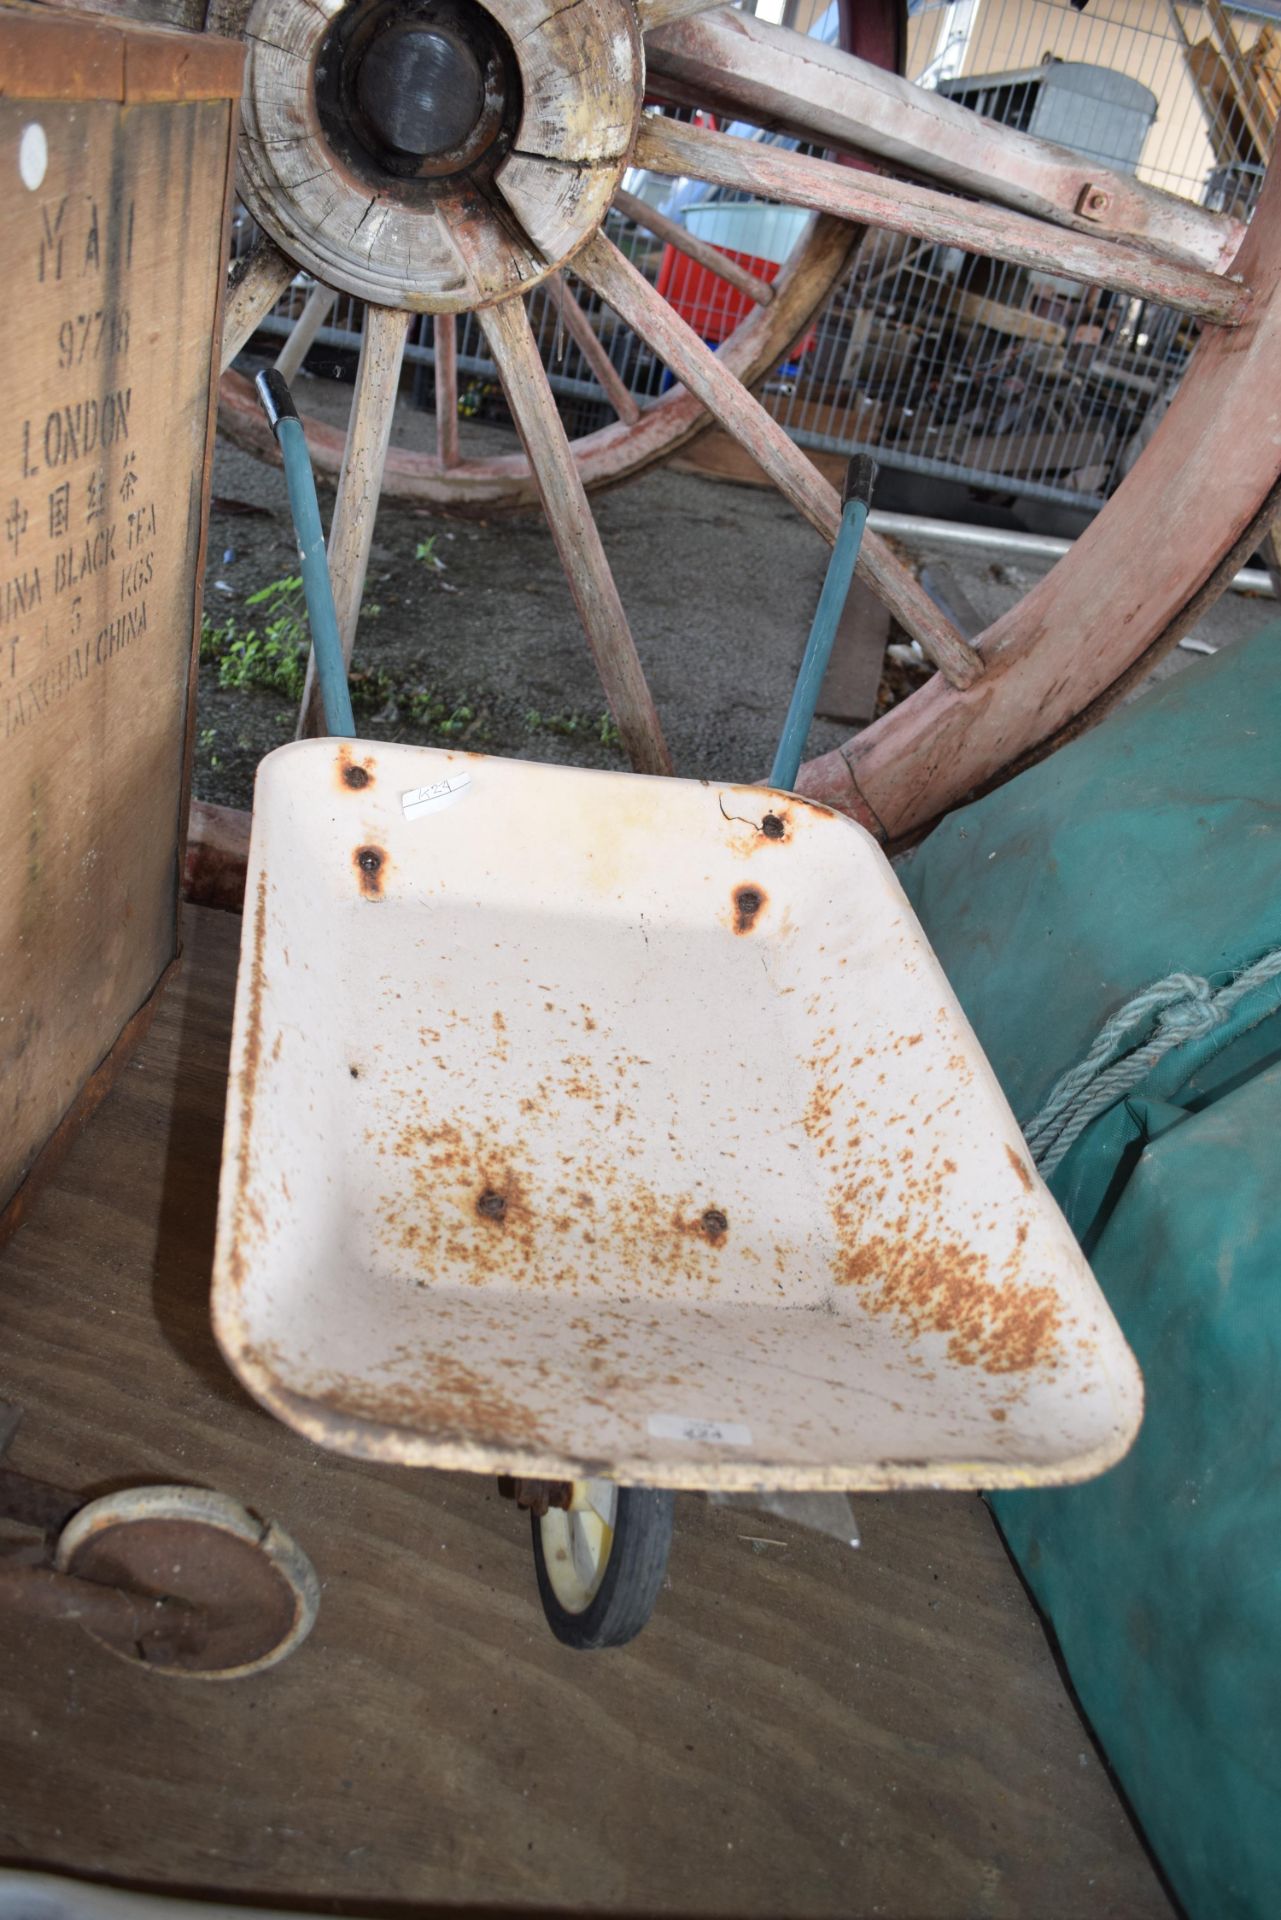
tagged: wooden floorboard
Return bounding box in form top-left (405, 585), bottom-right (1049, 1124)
top-left (0, 907), bottom-right (1171, 1918)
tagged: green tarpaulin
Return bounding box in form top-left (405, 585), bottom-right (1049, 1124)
top-left (900, 625), bottom-right (1281, 1920)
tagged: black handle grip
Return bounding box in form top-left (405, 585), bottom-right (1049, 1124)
top-left (255, 367), bottom-right (300, 436)
top-left (842, 453), bottom-right (877, 510)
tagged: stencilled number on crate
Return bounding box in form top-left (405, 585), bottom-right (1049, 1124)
top-left (57, 308), bottom-right (131, 371)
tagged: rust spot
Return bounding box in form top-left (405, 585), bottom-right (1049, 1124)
top-left (349, 1065), bottom-right (360, 1080)
top-left (354, 844), bottom-right (386, 898)
top-left (668, 1202), bottom-right (730, 1256)
top-left (297, 1352), bottom-right (553, 1451)
top-left (228, 872), bottom-right (269, 1293)
top-left (337, 747), bottom-right (374, 790)
top-left (501, 1476), bottom-right (572, 1517)
top-left (990, 1408), bottom-right (1008, 1422)
top-left (477, 1187), bottom-right (508, 1223)
top-left (388, 1119), bottom-right (748, 1300)
top-left (700, 1207), bottom-right (729, 1245)
top-left (761, 812), bottom-right (787, 841)
top-left (733, 884), bottom-right (765, 934)
top-left (1005, 1145), bottom-right (1034, 1192)
top-left (834, 1231), bottom-right (1062, 1376)
top-left (785, 791), bottom-right (837, 825)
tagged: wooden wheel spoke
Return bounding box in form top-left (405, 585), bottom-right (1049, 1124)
top-left (434, 313), bottom-right (461, 470)
top-left (644, 9), bottom-right (1245, 273)
top-left (221, 236), bottom-right (295, 375)
top-left (576, 233), bottom-right (981, 690)
top-left (635, 118), bottom-right (1250, 326)
top-left (636, 0), bottom-right (728, 30)
top-left (274, 281), bottom-right (337, 385)
top-left (478, 296), bottom-right (673, 775)
top-left (612, 185), bottom-right (774, 309)
top-left (542, 273), bottom-right (641, 425)
top-left (217, 210), bottom-right (856, 512)
top-left (297, 306), bottom-right (412, 738)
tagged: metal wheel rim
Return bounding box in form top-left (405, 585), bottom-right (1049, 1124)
top-left (55, 1484), bottom-right (320, 1681)
top-left (539, 1480), bottom-right (618, 1613)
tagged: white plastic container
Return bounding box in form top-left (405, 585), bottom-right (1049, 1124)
top-left (684, 199), bottom-right (811, 266)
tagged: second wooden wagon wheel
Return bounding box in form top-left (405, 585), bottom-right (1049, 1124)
top-left (198, 0), bottom-right (1281, 830)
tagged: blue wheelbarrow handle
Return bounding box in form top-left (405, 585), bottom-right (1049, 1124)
top-left (255, 367), bottom-right (357, 740)
top-left (769, 454), bottom-right (877, 794)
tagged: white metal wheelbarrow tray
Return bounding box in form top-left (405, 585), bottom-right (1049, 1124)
top-left (212, 738), bottom-right (1142, 1493)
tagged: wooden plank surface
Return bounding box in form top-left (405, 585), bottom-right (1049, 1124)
top-left (0, 8), bottom-right (242, 103)
top-left (0, 906), bottom-right (1172, 1917)
top-left (0, 57), bottom-right (234, 1219)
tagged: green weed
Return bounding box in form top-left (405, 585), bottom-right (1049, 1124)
top-left (524, 708), bottom-right (621, 748)
top-left (200, 575), bottom-right (308, 701)
top-left (405, 686), bottom-right (475, 735)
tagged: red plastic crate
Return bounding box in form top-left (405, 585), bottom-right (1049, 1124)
top-left (656, 243), bottom-right (816, 353)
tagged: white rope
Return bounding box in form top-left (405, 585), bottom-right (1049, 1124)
top-left (1024, 947), bottom-right (1281, 1177)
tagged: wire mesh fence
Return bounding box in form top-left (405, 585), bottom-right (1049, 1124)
top-left (233, 0), bottom-right (1277, 509)
top-left (766, 0), bottom-right (1277, 508)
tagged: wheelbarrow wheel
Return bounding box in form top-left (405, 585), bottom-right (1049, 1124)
top-left (532, 1481), bottom-right (673, 1651)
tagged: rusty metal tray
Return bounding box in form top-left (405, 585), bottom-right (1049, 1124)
top-left (212, 739), bottom-right (1142, 1493)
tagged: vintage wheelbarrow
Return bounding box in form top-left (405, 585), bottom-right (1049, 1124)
top-left (210, 376), bottom-right (1141, 1649)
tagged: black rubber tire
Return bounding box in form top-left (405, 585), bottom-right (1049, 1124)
top-left (531, 1486), bottom-right (675, 1651)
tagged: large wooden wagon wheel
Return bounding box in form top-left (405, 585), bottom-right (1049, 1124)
top-left (89, 0), bottom-right (1281, 841)
top-left (216, 0), bottom-right (897, 518)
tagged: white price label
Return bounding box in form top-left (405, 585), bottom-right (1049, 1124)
top-left (648, 1413), bottom-right (752, 1447)
top-left (401, 772), bottom-right (471, 820)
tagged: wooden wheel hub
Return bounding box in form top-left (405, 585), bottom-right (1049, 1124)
top-left (351, 21), bottom-right (489, 159)
top-left (239, 0), bottom-right (642, 311)
top-left (317, 0), bottom-right (516, 181)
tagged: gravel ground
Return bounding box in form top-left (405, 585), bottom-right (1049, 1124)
top-left (195, 360), bottom-right (1278, 810)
